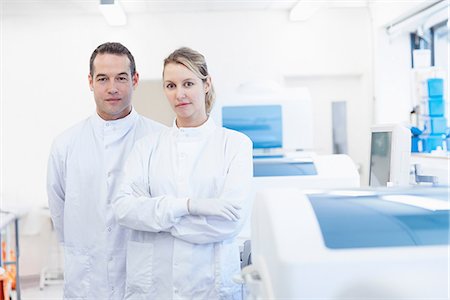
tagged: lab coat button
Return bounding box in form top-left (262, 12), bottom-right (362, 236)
top-left (107, 227), bottom-right (112, 232)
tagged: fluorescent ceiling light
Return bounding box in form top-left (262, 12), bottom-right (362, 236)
top-left (329, 0), bottom-right (367, 8)
top-left (289, 0), bottom-right (368, 22)
top-left (289, 1), bottom-right (325, 21)
top-left (99, 0), bottom-right (127, 26)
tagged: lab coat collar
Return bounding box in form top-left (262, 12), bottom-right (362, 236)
top-left (172, 117), bottom-right (216, 140)
top-left (91, 108), bottom-right (138, 134)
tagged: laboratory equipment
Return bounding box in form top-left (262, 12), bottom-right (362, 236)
top-left (217, 86), bottom-right (359, 187)
top-left (216, 85), bottom-right (361, 243)
top-left (237, 153), bottom-right (360, 242)
top-left (222, 104), bottom-right (283, 151)
top-left (253, 153), bottom-right (359, 188)
top-left (369, 124), bottom-right (411, 187)
top-left (215, 86), bottom-right (314, 154)
top-left (242, 186), bottom-right (449, 299)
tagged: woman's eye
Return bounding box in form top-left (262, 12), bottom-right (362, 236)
top-left (184, 82), bottom-right (194, 87)
top-left (166, 83), bottom-right (175, 89)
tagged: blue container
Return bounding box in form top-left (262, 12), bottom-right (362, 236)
top-left (411, 136), bottom-right (421, 152)
top-left (428, 97), bottom-right (445, 116)
top-left (424, 116), bottom-right (448, 134)
top-left (427, 78), bottom-right (444, 97)
top-left (421, 134), bottom-right (445, 152)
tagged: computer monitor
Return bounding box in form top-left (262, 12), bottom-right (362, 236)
top-left (369, 124), bottom-right (411, 187)
top-left (222, 105), bottom-right (282, 149)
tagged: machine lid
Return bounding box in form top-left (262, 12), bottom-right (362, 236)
top-left (253, 161), bottom-right (317, 177)
top-left (308, 187), bottom-right (449, 249)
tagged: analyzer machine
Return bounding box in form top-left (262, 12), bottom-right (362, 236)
top-left (241, 186), bottom-right (449, 299)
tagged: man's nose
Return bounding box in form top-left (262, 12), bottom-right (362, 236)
top-left (108, 81), bottom-right (119, 94)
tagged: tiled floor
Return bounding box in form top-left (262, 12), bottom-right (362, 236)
top-left (20, 281), bottom-right (63, 300)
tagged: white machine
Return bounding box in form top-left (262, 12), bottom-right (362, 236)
top-left (241, 186), bottom-right (449, 299)
top-left (214, 85), bottom-right (314, 153)
top-left (369, 124), bottom-right (411, 187)
top-left (253, 152), bottom-right (360, 190)
top-left (237, 152), bottom-right (360, 241)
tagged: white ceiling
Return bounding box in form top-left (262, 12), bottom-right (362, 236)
top-left (2, 0), bottom-right (298, 16)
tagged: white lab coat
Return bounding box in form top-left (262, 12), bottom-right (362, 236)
top-left (47, 109), bottom-right (165, 300)
top-left (113, 118), bottom-right (253, 300)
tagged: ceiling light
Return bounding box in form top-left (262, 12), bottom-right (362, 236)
top-left (289, 1), bottom-right (326, 22)
top-left (99, 0), bottom-right (127, 26)
top-left (289, 0), bottom-right (369, 22)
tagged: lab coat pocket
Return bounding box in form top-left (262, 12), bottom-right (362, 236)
top-left (63, 246), bottom-right (91, 298)
top-left (125, 241), bottom-right (154, 295)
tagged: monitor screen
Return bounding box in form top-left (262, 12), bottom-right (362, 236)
top-left (369, 131), bottom-right (392, 186)
top-left (222, 105), bottom-right (282, 149)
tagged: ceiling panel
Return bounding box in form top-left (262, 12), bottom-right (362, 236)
top-left (2, 0), bottom-right (298, 16)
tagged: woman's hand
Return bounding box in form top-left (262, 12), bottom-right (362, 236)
top-left (188, 198), bottom-right (241, 221)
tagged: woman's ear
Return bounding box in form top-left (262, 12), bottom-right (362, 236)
top-left (204, 76), bottom-right (211, 93)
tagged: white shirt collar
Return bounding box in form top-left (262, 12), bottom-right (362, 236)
top-left (91, 108), bottom-right (138, 134)
top-left (171, 117), bottom-right (216, 140)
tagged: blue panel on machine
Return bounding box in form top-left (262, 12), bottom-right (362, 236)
top-left (222, 105), bottom-right (283, 149)
top-left (308, 189), bottom-right (449, 249)
top-left (253, 161), bottom-right (318, 177)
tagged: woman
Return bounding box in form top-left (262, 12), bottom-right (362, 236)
top-left (113, 47), bottom-right (253, 299)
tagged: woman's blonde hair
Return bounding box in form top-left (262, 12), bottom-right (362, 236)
top-left (163, 47), bottom-right (216, 114)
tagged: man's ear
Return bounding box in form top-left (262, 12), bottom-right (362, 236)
top-left (132, 72), bottom-right (140, 89)
top-left (88, 74), bottom-right (94, 91)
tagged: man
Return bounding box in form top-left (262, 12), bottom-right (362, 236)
top-left (47, 42), bottom-right (164, 300)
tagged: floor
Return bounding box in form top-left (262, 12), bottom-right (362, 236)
top-left (19, 278), bottom-right (63, 300)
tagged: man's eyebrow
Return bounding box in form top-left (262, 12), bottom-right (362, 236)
top-left (95, 73), bottom-right (107, 79)
top-left (95, 72), bottom-right (129, 79)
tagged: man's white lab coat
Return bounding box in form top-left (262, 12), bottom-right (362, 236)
top-left (47, 109), bottom-right (164, 300)
top-left (113, 118), bottom-right (253, 300)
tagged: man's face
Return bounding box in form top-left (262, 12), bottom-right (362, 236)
top-left (88, 53), bottom-right (138, 120)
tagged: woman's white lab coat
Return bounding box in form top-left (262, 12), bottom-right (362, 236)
top-left (113, 118), bottom-right (253, 300)
top-left (47, 110), bottom-right (164, 300)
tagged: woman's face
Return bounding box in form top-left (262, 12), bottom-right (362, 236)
top-left (163, 62), bottom-right (210, 127)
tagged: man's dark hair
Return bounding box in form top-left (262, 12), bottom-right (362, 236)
top-left (89, 42), bottom-right (136, 76)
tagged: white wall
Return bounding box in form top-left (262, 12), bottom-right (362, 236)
top-left (4, 4), bottom-right (421, 276)
top-left (373, 28), bottom-right (413, 124)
